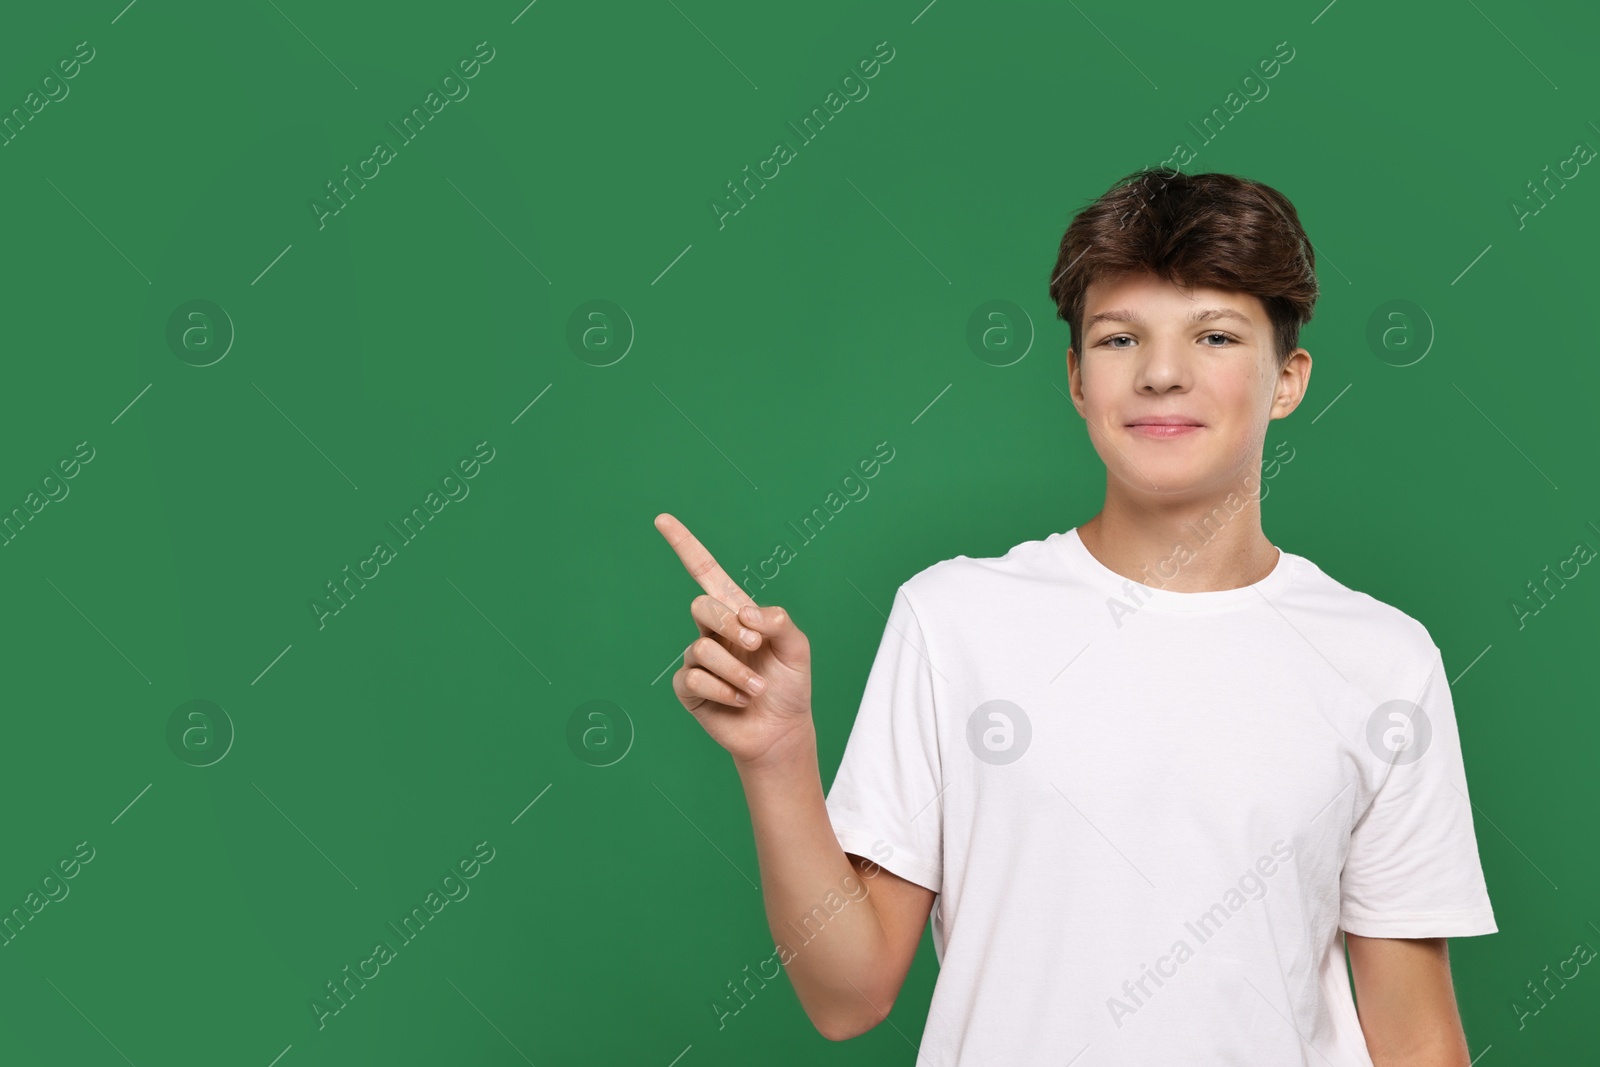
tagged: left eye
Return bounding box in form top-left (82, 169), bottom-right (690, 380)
top-left (1203, 333), bottom-right (1234, 346)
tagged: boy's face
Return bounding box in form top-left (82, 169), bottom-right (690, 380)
top-left (1067, 271), bottom-right (1310, 502)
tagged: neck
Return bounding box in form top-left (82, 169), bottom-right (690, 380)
top-left (1077, 489), bottom-right (1277, 595)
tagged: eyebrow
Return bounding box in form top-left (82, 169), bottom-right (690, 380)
top-left (1085, 307), bottom-right (1255, 329)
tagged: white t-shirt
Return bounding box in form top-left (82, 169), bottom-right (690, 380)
top-left (824, 526), bottom-right (1497, 1065)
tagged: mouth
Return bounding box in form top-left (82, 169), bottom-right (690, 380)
top-left (1125, 417), bottom-right (1204, 439)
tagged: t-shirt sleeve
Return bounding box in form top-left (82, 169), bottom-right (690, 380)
top-left (823, 583), bottom-right (944, 894)
top-left (1339, 645), bottom-right (1498, 938)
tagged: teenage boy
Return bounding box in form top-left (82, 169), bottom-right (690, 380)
top-left (655, 168), bottom-right (1496, 1065)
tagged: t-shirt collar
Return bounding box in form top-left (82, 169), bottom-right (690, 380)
top-left (1058, 526), bottom-right (1298, 613)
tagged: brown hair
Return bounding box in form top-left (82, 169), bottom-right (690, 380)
top-left (1047, 168), bottom-right (1319, 366)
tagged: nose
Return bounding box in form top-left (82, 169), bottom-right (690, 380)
top-left (1133, 336), bottom-right (1191, 394)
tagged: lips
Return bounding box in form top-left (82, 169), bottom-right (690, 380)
top-left (1126, 416), bottom-right (1203, 427)
top-left (1126, 416), bottom-right (1204, 440)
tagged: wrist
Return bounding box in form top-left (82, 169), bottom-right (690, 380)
top-left (733, 719), bottom-right (820, 781)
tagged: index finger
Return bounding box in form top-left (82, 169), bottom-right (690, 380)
top-left (653, 512), bottom-right (757, 612)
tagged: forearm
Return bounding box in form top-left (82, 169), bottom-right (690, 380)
top-left (1348, 933), bottom-right (1472, 1067)
top-left (1365, 1041), bottom-right (1469, 1067)
top-left (735, 725), bottom-right (894, 1039)
top-left (1362, 1019), bottom-right (1470, 1067)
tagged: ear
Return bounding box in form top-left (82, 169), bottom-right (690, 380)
top-left (1065, 347), bottom-right (1086, 417)
top-left (1269, 348), bottom-right (1312, 420)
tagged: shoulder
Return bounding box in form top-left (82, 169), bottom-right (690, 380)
top-left (1285, 551), bottom-right (1442, 682)
top-left (895, 531), bottom-right (1067, 618)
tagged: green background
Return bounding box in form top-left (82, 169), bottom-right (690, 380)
top-left (1, 0), bottom-right (1595, 1063)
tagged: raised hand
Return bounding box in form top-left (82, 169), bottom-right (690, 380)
top-left (654, 513), bottom-right (814, 768)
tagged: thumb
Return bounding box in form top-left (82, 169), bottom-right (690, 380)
top-left (738, 603), bottom-right (809, 667)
